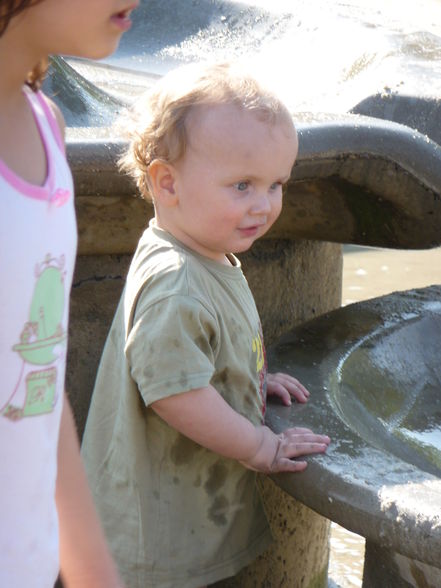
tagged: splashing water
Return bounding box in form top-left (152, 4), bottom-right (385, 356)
top-left (91, 0), bottom-right (441, 115)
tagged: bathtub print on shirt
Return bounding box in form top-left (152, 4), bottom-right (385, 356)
top-left (3, 254), bottom-right (67, 421)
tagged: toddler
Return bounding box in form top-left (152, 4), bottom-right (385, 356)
top-left (82, 62), bottom-right (330, 588)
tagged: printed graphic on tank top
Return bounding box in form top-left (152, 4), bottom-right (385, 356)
top-left (3, 253), bottom-right (68, 421)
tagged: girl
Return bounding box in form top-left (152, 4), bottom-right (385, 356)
top-left (0, 1), bottom-right (137, 586)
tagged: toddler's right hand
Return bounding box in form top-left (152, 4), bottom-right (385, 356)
top-left (241, 425), bottom-right (330, 474)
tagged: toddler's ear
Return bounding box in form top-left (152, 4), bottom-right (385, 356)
top-left (148, 160), bottom-right (177, 206)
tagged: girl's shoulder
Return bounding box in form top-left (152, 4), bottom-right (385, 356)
top-left (36, 91), bottom-right (66, 147)
top-left (42, 94), bottom-right (66, 140)
top-left (25, 88), bottom-right (66, 150)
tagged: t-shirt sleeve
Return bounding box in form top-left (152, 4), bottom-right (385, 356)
top-left (125, 293), bottom-right (219, 406)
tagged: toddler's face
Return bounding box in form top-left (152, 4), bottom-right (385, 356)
top-left (168, 103), bottom-right (298, 263)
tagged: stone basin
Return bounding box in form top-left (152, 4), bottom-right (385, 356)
top-left (266, 285), bottom-right (441, 586)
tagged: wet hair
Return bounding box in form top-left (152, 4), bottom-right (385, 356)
top-left (118, 61), bottom-right (294, 201)
top-left (0, 0), bottom-right (48, 90)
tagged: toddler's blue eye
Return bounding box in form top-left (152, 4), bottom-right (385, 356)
top-left (270, 182), bottom-right (282, 191)
top-left (236, 181), bottom-right (249, 192)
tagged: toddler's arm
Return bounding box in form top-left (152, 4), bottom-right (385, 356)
top-left (151, 385), bottom-right (330, 474)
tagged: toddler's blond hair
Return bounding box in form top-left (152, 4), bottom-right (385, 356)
top-left (119, 61), bottom-right (293, 201)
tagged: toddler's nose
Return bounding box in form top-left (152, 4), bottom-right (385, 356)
top-left (251, 192), bottom-right (271, 215)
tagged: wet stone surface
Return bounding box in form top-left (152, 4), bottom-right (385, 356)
top-left (266, 285), bottom-right (441, 571)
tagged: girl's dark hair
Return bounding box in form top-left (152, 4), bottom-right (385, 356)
top-left (1, 0), bottom-right (47, 91)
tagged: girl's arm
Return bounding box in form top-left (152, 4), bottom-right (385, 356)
top-left (48, 100), bottom-right (123, 586)
top-left (151, 385), bottom-right (330, 473)
top-left (56, 393), bottom-right (124, 588)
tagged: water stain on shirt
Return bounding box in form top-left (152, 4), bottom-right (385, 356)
top-left (218, 367), bottom-right (230, 386)
top-left (143, 365), bottom-right (155, 379)
top-left (208, 494), bottom-right (229, 526)
top-left (195, 334), bottom-right (211, 355)
top-left (244, 394), bottom-right (254, 407)
top-left (170, 434), bottom-right (198, 465)
top-left (204, 461), bottom-right (228, 495)
top-left (179, 371), bottom-right (189, 389)
top-left (248, 381), bottom-right (256, 395)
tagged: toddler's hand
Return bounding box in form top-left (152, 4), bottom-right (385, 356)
top-left (267, 372), bottom-right (310, 405)
top-left (241, 425), bottom-right (330, 474)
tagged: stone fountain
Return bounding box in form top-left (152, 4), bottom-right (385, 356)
top-left (47, 3), bottom-right (441, 586)
top-left (267, 287), bottom-right (441, 587)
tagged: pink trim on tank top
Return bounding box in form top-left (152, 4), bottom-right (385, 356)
top-left (35, 91), bottom-right (65, 154)
top-left (0, 89), bottom-right (63, 202)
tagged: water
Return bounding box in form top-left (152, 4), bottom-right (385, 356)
top-left (329, 522), bottom-right (365, 588)
top-left (95, 0), bottom-right (441, 116)
top-left (343, 246), bottom-right (441, 306)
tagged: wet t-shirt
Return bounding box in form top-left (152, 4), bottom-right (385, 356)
top-left (82, 221), bottom-right (272, 588)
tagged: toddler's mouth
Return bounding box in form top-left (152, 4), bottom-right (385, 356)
top-left (238, 225), bottom-right (262, 237)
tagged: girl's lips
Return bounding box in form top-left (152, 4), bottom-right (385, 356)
top-left (111, 5), bottom-right (138, 31)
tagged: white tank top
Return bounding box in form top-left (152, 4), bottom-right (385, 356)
top-left (0, 88), bottom-right (77, 587)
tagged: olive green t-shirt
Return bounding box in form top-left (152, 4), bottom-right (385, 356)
top-left (82, 222), bottom-right (272, 588)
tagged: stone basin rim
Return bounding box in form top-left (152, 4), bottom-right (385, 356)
top-left (266, 285), bottom-right (441, 568)
top-left (67, 114), bottom-right (441, 192)
top-left (68, 114), bottom-right (441, 252)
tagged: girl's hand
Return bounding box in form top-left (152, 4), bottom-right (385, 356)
top-left (241, 425), bottom-right (330, 474)
top-left (267, 372), bottom-right (310, 406)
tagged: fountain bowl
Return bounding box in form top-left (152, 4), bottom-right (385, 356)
top-left (266, 285), bottom-right (441, 586)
